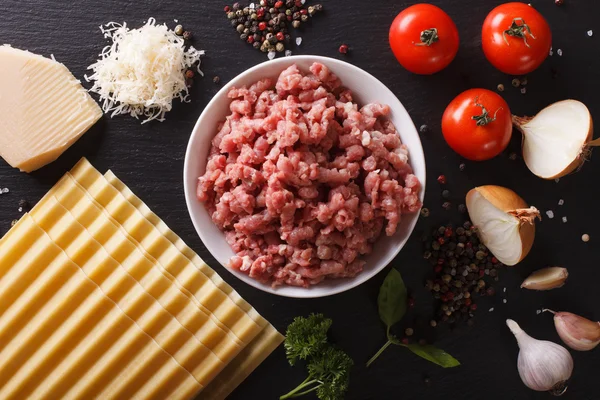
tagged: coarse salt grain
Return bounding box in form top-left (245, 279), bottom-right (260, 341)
top-left (562, 216), bottom-right (567, 223)
top-left (18, 207), bottom-right (22, 213)
top-left (557, 49), bottom-right (563, 56)
top-left (503, 299), bottom-right (507, 304)
top-left (521, 87), bottom-right (527, 94)
top-left (296, 37), bottom-right (303, 46)
top-left (536, 309), bottom-right (542, 315)
top-left (558, 199), bottom-right (564, 206)
top-left (549, 46), bottom-right (553, 56)
top-left (503, 287), bottom-right (507, 293)
top-left (267, 51), bottom-right (276, 60)
top-left (285, 50), bottom-right (292, 57)
top-left (2, 188), bottom-right (8, 194)
top-left (555, 178), bottom-right (560, 183)
top-left (546, 210), bottom-right (554, 219)
top-left (588, 30), bottom-right (593, 37)
top-left (489, 308), bottom-right (495, 312)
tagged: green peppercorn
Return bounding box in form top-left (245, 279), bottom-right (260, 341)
top-left (236, 24), bottom-right (245, 33)
top-left (227, 11), bottom-right (235, 19)
top-left (433, 283), bottom-right (440, 292)
top-left (174, 25), bottom-right (184, 35)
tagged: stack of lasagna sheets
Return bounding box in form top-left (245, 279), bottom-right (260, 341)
top-left (0, 158), bottom-right (283, 400)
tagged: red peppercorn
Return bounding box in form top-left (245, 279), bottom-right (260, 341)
top-left (276, 32), bottom-right (284, 41)
top-left (437, 175), bottom-right (446, 184)
top-left (446, 292), bottom-right (454, 300)
top-left (224, 5), bottom-right (231, 12)
top-left (300, 8), bottom-right (308, 15)
top-left (295, 0), bottom-right (303, 6)
top-left (437, 237), bottom-right (445, 245)
top-left (434, 265), bottom-right (443, 273)
top-left (437, 258), bottom-right (444, 265)
top-left (555, 0), bottom-right (564, 5)
top-left (287, 15), bottom-right (293, 21)
top-left (339, 44), bottom-right (349, 54)
top-left (444, 227), bottom-right (453, 238)
top-left (257, 8), bottom-right (265, 17)
top-left (466, 242), bottom-right (472, 249)
top-left (258, 22), bottom-right (267, 31)
top-left (464, 298), bottom-right (472, 306)
top-left (440, 294), bottom-right (447, 302)
top-left (479, 270), bottom-right (485, 277)
top-left (247, 36), bottom-right (255, 44)
top-left (402, 338), bottom-right (409, 345)
top-left (408, 297), bottom-right (415, 308)
top-left (470, 304), bottom-right (478, 311)
top-left (491, 257), bottom-right (498, 264)
top-left (275, 0), bottom-right (284, 8)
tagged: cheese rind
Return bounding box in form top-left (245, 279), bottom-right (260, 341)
top-left (30, 196), bottom-right (226, 387)
top-left (0, 46), bottom-right (102, 172)
top-left (0, 215), bottom-right (200, 400)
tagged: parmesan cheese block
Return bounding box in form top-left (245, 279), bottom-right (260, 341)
top-left (0, 215), bottom-right (200, 400)
top-left (30, 196), bottom-right (226, 387)
top-left (68, 160), bottom-right (263, 343)
top-left (0, 46), bottom-right (102, 172)
top-left (32, 177), bottom-right (245, 364)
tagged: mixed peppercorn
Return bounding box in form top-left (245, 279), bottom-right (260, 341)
top-left (224, 1), bottom-right (323, 54)
top-left (423, 222), bottom-right (504, 326)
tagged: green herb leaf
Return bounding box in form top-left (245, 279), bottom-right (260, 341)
top-left (405, 344), bottom-right (461, 368)
top-left (377, 268), bottom-right (407, 328)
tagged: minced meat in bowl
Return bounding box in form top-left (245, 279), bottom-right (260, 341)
top-left (189, 58), bottom-right (424, 294)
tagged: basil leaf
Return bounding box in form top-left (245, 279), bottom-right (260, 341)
top-left (377, 268), bottom-right (407, 328)
top-left (406, 344), bottom-right (461, 368)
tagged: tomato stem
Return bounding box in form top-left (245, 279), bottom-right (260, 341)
top-left (503, 18), bottom-right (536, 48)
top-left (472, 97), bottom-right (501, 126)
top-left (415, 28), bottom-right (439, 46)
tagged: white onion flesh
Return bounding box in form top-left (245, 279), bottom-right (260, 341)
top-left (516, 100), bottom-right (593, 179)
top-left (467, 190), bottom-right (523, 265)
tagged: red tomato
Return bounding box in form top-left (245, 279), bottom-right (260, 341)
top-left (482, 2), bottom-right (551, 75)
top-left (389, 4), bottom-right (459, 75)
top-left (442, 89), bottom-right (512, 161)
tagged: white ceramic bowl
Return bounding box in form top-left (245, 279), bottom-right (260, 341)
top-left (184, 55), bottom-right (426, 298)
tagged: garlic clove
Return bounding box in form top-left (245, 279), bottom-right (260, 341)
top-left (521, 267), bottom-right (568, 290)
top-left (466, 186), bottom-right (539, 266)
top-left (514, 100), bottom-right (594, 180)
top-left (507, 319), bottom-right (574, 394)
top-left (545, 310), bottom-right (600, 351)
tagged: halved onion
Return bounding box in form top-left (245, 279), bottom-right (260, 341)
top-left (466, 186), bottom-right (540, 266)
top-left (513, 100), bottom-right (596, 180)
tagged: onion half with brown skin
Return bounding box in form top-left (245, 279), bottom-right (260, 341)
top-left (513, 100), bottom-right (597, 180)
top-left (466, 186), bottom-right (540, 266)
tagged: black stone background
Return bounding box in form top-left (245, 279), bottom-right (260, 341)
top-left (1, 0), bottom-right (599, 399)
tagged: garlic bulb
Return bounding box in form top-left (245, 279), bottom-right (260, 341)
top-left (545, 310), bottom-right (600, 351)
top-left (506, 319), bottom-right (573, 395)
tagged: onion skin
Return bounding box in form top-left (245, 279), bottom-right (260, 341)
top-left (513, 100), bottom-right (595, 180)
top-left (467, 186), bottom-right (537, 265)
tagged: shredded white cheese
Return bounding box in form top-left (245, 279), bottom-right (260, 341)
top-left (85, 18), bottom-right (204, 124)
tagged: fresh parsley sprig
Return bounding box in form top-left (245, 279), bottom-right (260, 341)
top-left (281, 314), bottom-right (353, 400)
top-left (366, 269), bottom-right (461, 369)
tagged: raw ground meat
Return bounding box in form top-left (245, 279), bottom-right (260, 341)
top-left (197, 62), bottom-right (422, 288)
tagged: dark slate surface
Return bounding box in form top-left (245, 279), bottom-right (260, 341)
top-left (1, 0), bottom-right (599, 399)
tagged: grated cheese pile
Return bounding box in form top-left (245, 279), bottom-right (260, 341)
top-left (86, 18), bottom-right (204, 124)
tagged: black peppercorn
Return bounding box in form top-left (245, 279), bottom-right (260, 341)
top-left (212, 76), bottom-right (220, 84)
top-left (240, 33), bottom-right (248, 40)
top-left (183, 31), bottom-right (193, 40)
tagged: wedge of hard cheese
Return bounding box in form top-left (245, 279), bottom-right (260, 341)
top-left (0, 46), bottom-right (102, 172)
